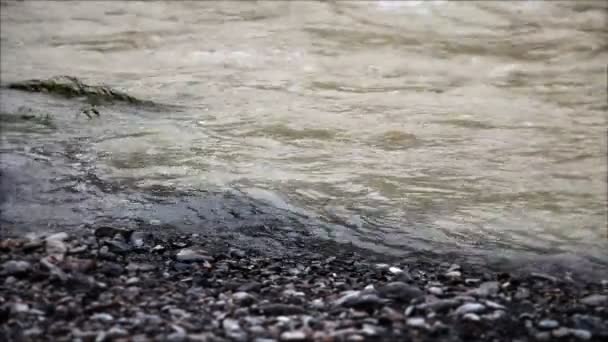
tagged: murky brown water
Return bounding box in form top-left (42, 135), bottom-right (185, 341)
top-left (1, 1), bottom-right (607, 265)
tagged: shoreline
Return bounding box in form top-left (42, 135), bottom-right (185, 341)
top-left (1, 226), bottom-right (606, 341)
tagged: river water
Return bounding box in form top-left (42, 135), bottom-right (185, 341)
top-left (1, 1), bottom-right (607, 270)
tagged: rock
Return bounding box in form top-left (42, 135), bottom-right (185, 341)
top-left (39, 256), bottom-right (68, 281)
top-left (223, 318), bottom-right (247, 341)
top-left (428, 287), bottom-right (443, 296)
top-left (336, 292), bottom-right (387, 310)
top-left (45, 234), bottom-right (68, 256)
top-left (538, 319), bottom-right (559, 329)
top-left (406, 317), bottom-right (428, 329)
top-left (232, 292), bottom-right (256, 306)
top-left (467, 281), bottom-right (499, 297)
top-left (570, 329), bottom-right (592, 340)
top-left (580, 294), bottom-right (607, 307)
top-left (377, 282), bottom-right (424, 302)
top-left (91, 313), bottom-right (114, 322)
top-left (129, 231), bottom-right (146, 248)
top-left (280, 330), bottom-right (307, 341)
top-left (514, 287), bottom-right (530, 300)
top-left (126, 262), bottom-right (156, 272)
top-left (46, 232), bottom-right (69, 242)
top-left (417, 299), bottom-right (460, 312)
top-left (167, 325), bottom-right (187, 342)
top-left (462, 313), bottom-right (480, 321)
top-left (175, 249), bottom-right (212, 262)
top-left (105, 239), bottom-right (131, 254)
top-left (94, 226), bottom-right (133, 239)
top-left (552, 327), bottom-right (570, 338)
top-left (259, 304), bottom-right (306, 316)
top-left (1, 260), bottom-right (32, 275)
top-left (388, 266), bottom-right (403, 275)
top-left (484, 300), bottom-right (505, 310)
top-left (535, 332), bottom-right (551, 341)
top-left (445, 271), bottom-right (461, 279)
top-left (454, 303), bottom-right (486, 315)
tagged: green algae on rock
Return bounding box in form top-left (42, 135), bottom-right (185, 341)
top-left (5, 75), bottom-right (149, 106)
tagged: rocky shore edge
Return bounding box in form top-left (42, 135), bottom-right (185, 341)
top-left (1, 226), bottom-right (606, 342)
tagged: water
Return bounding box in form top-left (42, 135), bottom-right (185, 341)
top-left (1, 1), bottom-right (606, 269)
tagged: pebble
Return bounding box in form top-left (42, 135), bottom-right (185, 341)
top-left (260, 303), bottom-right (306, 316)
top-left (280, 330), bottom-right (307, 341)
top-left (468, 281), bottom-right (499, 297)
top-left (579, 294), bottom-right (607, 307)
top-left (538, 319), bottom-right (559, 329)
top-left (445, 271), bottom-right (462, 279)
top-left (454, 303), bottom-right (486, 315)
top-left (232, 291), bottom-right (256, 306)
top-left (570, 329), bottom-right (592, 340)
top-left (91, 313), bottom-right (114, 322)
top-left (175, 248), bottom-right (212, 262)
top-left (223, 318), bottom-right (247, 341)
top-left (1, 260), bottom-right (32, 275)
top-left (552, 327), bottom-right (570, 338)
top-left (377, 282), bottom-right (423, 301)
top-left (388, 266), bottom-right (403, 274)
top-left (462, 313), bottom-right (481, 321)
top-left (428, 286), bottom-right (443, 296)
top-left (406, 317), bottom-right (428, 329)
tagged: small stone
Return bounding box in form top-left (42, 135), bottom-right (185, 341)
top-left (406, 317), bottom-right (428, 329)
top-left (152, 245), bottom-right (165, 251)
top-left (454, 303), bottom-right (486, 315)
top-left (483, 310), bottom-right (506, 321)
top-left (377, 282), bottom-right (424, 302)
top-left (91, 313), bottom-right (114, 322)
top-left (514, 287), bottom-right (530, 300)
top-left (176, 248), bottom-right (212, 262)
top-left (129, 231), bottom-right (146, 247)
top-left (538, 319), bottom-right (559, 329)
top-left (94, 226), bottom-right (133, 239)
top-left (1, 260), bottom-right (32, 275)
top-left (126, 262), bottom-right (156, 272)
top-left (150, 219), bottom-right (161, 225)
top-left (260, 304), bottom-right (306, 316)
top-left (45, 238), bottom-right (67, 256)
top-left (280, 330), bottom-right (307, 341)
top-left (46, 232), bottom-right (69, 241)
top-left (167, 325), bottom-right (187, 342)
top-left (462, 313), bottom-right (480, 321)
top-left (552, 327), bottom-right (570, 338)
top-left (570, 329), bottom-right (592, 340)
top-left (11, 302), bottom-right (29, 313)
top-left (105, 240), bottom-right (131, 254)
top-left (535, 332), bottom-right (551, 341)
top-left (445, 271), bottom-right (461, 279)
top-left (107, 326), bottom-right (128, 338)
top-left (484, 300), bottom-right (505, 310)
top-left (580, 294), bottom-right (607, 307)
top-left (417, 298), bottom-right (460, 312)
top-left (223, 318), bottom-right (246, 341)
top-left (388, 266), bottom-right (403, 274)
top-left (428, 287), bottom-right (443, 296)
top-left (233, 292), bottom-right (256, 306)
top-left (468, 281), bottom-right (499, 297)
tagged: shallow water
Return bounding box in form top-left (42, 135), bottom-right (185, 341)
top-left (1, 1), bottom-right (607, 268)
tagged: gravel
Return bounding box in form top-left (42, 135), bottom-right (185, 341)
top-left (0, 228), bottom-right (606, 341)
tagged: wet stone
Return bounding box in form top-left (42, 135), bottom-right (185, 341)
top-left (538, 319), bottom-right (559, 329)
top-left (579, 294), bottom-right (607, 307)
top-left (1, 260), bottom-right (32, 275)
top-left (377, 282), bottom-right (424, 302)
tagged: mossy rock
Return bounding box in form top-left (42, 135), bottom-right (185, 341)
top-left (6, 75), bottom-right (146, 105)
